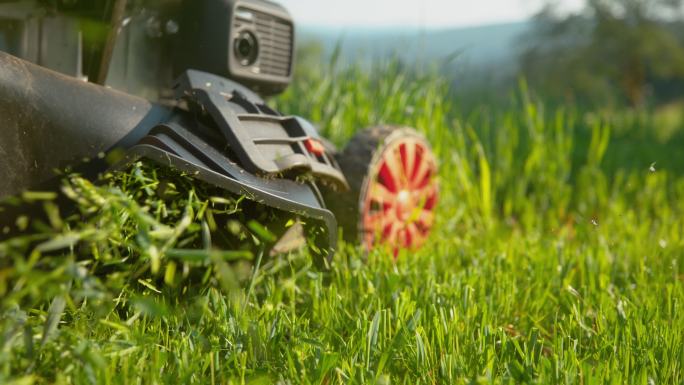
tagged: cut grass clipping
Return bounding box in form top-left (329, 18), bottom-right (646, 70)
top-left (1, 61), bottom-right (684, 384)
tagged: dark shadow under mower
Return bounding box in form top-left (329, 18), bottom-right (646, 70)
top-left (0, 0), bottom-right (439, 260)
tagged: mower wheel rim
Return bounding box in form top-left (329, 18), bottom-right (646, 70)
top-left (360, 132), bottom-right (438, 256)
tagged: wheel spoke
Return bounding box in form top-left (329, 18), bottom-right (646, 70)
top-left (380, 148), bottom-right (405, 191)
top-left (407, 222), bottom-right (426, 247)
top-left (417, 209), bottom-right (435, 229)
top-left (382, 221), bottom-right (401, 243)
top-left (368, 181), bottom-right (397, 206)
top-left (363, 211), bottom-right (383, 230)
top-left (411, 155), bottom-right (433, 190)
top-left (400, 141), bottom-right (417, 178)
top-left (413, 183), bottom-right (438, 210)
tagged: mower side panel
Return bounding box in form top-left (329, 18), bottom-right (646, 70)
top-left (0, 51), bottom-right (169, 196)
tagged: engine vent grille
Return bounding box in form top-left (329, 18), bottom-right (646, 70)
top-left (234, 7), bottom-right (293, 78)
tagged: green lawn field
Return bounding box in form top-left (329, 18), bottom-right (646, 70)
top-left (1, 62), bottom-right (683, 384)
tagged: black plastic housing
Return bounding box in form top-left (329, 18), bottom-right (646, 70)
top-left (0, 51), bottom-right (338, 259)
top-left (0, 0), bottom-right (294, 98)
top-left (175, 0), bottom-right (295, 96)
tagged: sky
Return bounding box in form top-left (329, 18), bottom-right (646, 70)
top-left (278, 0), bottom-right (586, 29)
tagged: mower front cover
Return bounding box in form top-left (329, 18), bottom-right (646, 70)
top-left (0, 51), bottom-right (343, 258)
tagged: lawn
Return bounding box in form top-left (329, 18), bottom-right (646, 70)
top-left (0, 61), bottom-right (682, 384)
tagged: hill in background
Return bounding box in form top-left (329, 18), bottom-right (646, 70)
top-left (296, 22), bottom-right (531, 81)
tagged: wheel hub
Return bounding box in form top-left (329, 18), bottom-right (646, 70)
top-left (395, 190), bottom-right (412, 221)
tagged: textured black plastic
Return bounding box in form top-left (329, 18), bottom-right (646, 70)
top-left (0, 51), bottom-right (170, 197)
top-left (175, 0), bottom-right (294, 96)
top-left (0, 0), bottom-right (293, 98)
top-left (0, 53), bottom-right (338, 258)
top-left (176, 70), bottom-right (349, 190)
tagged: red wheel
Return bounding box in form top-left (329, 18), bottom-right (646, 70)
top-left (325, 126), bottom-right (439, 257)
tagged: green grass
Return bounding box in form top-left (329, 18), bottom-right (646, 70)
top-left (1, 61), bottom-right (683, 384)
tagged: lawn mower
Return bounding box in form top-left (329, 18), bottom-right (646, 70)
top-left (0, 0), bottom-right (439, 259)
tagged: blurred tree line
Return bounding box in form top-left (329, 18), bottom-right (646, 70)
top-left (520, 0), bottom-right (684, 108)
